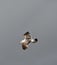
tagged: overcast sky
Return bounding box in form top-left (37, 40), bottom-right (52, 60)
top-left (0, 0), bottom-right (57, 65)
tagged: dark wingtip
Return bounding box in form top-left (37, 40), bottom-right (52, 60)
top-left (24, 32), bottom-right (30, 35)
top-left (22, 44), bottom-right (28, 50)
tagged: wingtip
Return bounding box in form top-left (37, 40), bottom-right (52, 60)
top-left (24, 32), bottom-right (30, 35)
top-left (22, 44), bottom-right (28, 50)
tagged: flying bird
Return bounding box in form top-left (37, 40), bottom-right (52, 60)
top-left (20, 32), bottom-right (38, 50)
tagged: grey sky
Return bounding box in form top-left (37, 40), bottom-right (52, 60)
top-left (0, 0), bottom-right (57, 65)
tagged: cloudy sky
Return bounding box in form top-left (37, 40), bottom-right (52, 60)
top-left (0, 0), bottom-right (57, 65)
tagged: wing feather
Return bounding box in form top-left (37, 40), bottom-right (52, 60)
top-left (22, 42), bottom-right (28, 50)
top-left (24, 32), bottom-right (31, 39)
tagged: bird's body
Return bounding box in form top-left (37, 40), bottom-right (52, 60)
top-left (20, 32), bottom-right (38, 50)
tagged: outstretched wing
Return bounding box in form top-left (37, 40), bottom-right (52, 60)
top-left (24, 32), bottom-right (30, 35)
top-left (22, 42), bottom-right (29, 50)
top-left (23, 32), bottom-right (31, 39)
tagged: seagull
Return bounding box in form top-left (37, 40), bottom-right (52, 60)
top-left (20, 32), bottom-right (38, 50)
